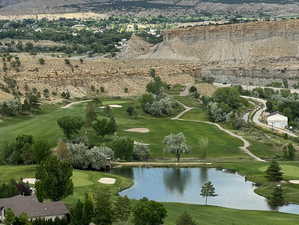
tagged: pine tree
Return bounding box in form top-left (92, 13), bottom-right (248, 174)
top-left (93, 190), bottom-right (113, 225)
top-left (82, 193), bottom-right (94, 225)
top-left (35, 156), bottom-right (73, 201)
top-left (70, 200), bottom-right (84, 225)
top-left (268, 186), bottom-right (285, 208)
top-left (113, 196), bottom-right (131, 222)
top-left (200, 181), bottom-right (217, 205)
top-left (265, 160), bottom-right (283, 182)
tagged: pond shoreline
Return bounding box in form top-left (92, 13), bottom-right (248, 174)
top-left (113, 161), bottom-right (216, 168)
top-left (112, 167), bottom-right (299, 215)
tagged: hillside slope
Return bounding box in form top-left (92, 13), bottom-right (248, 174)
top-left (143, 19), bottom-right (299, 64)
top-left (1, 0), bottom-right (299, 17)
top-left (135, 19), bottom-right (299, 86)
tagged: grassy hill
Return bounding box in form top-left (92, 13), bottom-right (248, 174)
top-left (0, 98), bottom-right (247, 161)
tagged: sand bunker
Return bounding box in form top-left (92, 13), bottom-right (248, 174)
top-left (99, 104), bottom-right (123, 109)
top-left (289, 180), bottom-right (299, 184)
top-left (125, 128), bottom-right (150, 133)
top-left (98, 178), bottom-right (116, 184)
top-left (22, 178), bottom-right (38, 184)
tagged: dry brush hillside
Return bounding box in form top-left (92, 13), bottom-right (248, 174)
top-left (0, 54), bottom-right (198, 99)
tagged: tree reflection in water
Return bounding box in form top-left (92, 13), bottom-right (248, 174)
top-left (199, 167), bottom-right (208, 183)
top-left (163, 168), bottom-right (191, 194)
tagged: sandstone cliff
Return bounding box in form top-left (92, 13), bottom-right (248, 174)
top-left (143, 19), bottom-right (299, 65)
top-left (135, 19), bottom-right (299, 85)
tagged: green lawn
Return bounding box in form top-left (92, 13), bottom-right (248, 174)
top-left (0, 98), bottom-right (247, 161)
top-left (181, 108), bottom-right (209, 121)
top-left (2, 165), bottom-right (299, 225)
top-left (164, 203), bottom-right (299, 225)
top-left (217, 162), bottom-right (299, 204)
top-left (0, 165), bottom-right (132, 206)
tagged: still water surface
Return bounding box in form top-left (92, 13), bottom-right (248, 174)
top-left (111, 167), bottom-right (299, 214)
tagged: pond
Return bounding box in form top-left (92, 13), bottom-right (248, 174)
top-left (111, 167), bottom-right (299, 214)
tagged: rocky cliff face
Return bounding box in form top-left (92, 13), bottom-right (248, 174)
top-left (145, 20), bottom-right (299, 64)
top-left (140, 19), bottom-right (299, 85)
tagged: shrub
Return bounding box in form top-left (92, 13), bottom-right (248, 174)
top-left (111, 136), bottom-right (134, 161)
top-left (38, 58), bottom-right (45, 65)
top-left (133, 198), bottom-right (167, 225)
top-left (133, 144), bottom-right (150, 161)
top-left (141, 94), bottom-right (182, 117)
top-left (68, 143), bottom-right (113, 170)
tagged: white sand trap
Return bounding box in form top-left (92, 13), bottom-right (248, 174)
top-left (134, 141), bottom-right (150, 146)
top-left (22, 178), bottom-right (38, 184)
top-left (98, 178), bottom-right (116, 184)
top-left (125, 128), bottom-right (150, 133)
top-left (289, 180), bottom-right (299, 184)
top-left (99, 104), bottom-right (123, 109)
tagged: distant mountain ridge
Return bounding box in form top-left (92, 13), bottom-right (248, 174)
top-left (1, 0), bottom-right (299, 17)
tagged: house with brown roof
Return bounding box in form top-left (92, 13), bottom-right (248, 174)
top-left (0, 195), bottom-right (69, 222)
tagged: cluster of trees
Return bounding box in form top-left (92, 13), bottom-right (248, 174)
top-left (67, 142), bottom-right (114, 170)
top-left (1, 135), bottom-right (51, 165)
top-left (204, 87), bottom-right (248, 123)
top-left (0, 91), bottom-right (41, 117)
top-left (0, 179), bottom-right (31, 198)
top-left (141, 93), bottom-right (182, 117)
top-left (0, 19), bottom-right (131, 55)
top-left (140, 75), bottom-right (182, 117)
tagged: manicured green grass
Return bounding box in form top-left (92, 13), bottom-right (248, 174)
top-left (164, 203), bottom-right (299, 225)
top-left (0, 165), bottom-right (132, 206)
top-left (248, 140), bottom-right (279, 160)
top-left (181, 108), bottom-right (209, 121)
top-left (173, 96), bottom-right (201, 107)
top-left (217, 162), bottom-right (299, 204)
top-left (2, 165), bottom-right (299, 225)
top-left (118, 118), bottom-right (245, 160)
top-left (0, 98), bottom-right (247, 161)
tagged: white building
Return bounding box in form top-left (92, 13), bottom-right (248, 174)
top-left (267, 113), bottom-right (288, 129)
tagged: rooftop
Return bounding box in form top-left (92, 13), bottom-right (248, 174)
top-left (0, 195), bottom-right (69, 218)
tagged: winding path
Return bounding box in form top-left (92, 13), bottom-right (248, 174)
top-left (61, 100), bottom-right (92, 109)
top-left (173, 88), bottom-right (265, 162)
top-left (241, 96), bottom-right (297, 137)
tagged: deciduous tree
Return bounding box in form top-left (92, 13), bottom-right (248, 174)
top-left (163, 133), bottom-right (190, 162)
top-left (133, 198), bottom-right (167, 225)
top-left (57, 116), bottom-right (84, 139)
